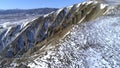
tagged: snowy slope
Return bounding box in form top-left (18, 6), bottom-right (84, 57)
top-left (27, 1), bottom-right (120, 68)
top-left (28, 15), bottom-right (120, 68)
top-left (89, 0), bottom-right (120, 5)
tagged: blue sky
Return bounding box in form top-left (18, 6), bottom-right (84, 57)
top-left (0, 0), bottom-right (85, 9)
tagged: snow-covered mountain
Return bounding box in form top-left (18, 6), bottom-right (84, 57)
top-left (0, 8), bottom-right (58, 24)
top-left (0, 0), bottom-right (120, 68)
top-left (0, 1), bottom-right (108, 57)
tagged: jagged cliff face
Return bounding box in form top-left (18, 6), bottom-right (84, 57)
top-left (0, 1), bottom-right (108, 57)
top-left (0, 0), bottom-right (120, 68)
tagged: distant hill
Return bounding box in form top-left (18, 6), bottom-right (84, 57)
top-left (0, 8), bottom-right (58, 23)
top-left (0, 8), bottom-right (58, 15)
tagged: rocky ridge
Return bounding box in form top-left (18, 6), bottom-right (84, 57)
top-left (0, 0), bottom-right (120, 68)
top-left (0, 1), bottom-right (108, 57)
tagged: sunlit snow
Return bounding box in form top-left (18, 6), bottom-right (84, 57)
top-left (28, 15), bottom-right (120, 68)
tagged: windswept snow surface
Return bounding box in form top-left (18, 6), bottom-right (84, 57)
top-left (90, 0), bottom-right (120, 5)
top-left (28, 15), bottom-right (120, 68)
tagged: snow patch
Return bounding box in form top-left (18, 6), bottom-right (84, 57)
top-left (100, 4), bottom-right (107, 9)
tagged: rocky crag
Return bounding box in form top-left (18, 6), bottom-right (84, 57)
top-left (0, 1), bottom-right (108, 57)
